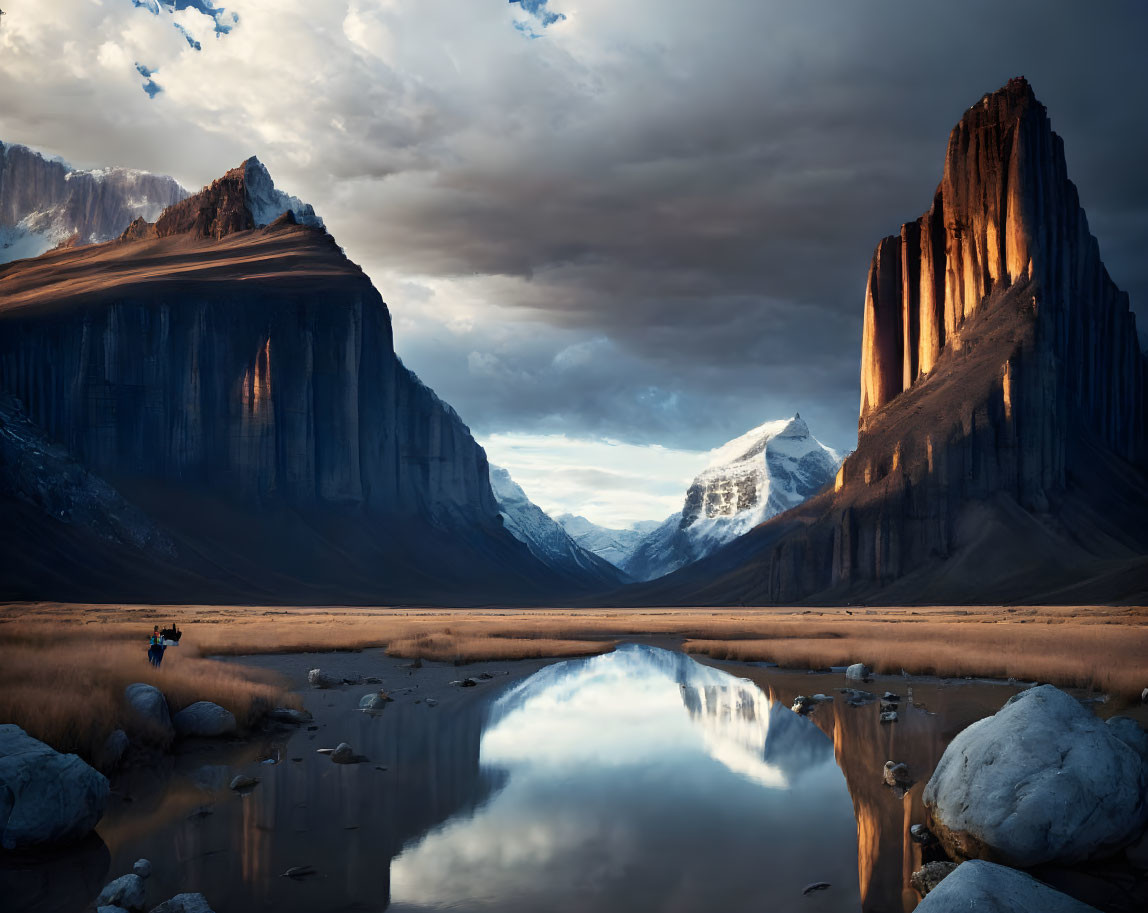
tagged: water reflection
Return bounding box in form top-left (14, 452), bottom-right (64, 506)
top-left (389, 644), bottom-right (860, 913)
top-left (15, 646), bottom-right (1019, 913)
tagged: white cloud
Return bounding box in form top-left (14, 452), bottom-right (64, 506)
top-left (479, 432), bottom-right (707, 527)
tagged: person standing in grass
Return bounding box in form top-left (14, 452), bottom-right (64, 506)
top-left (148, 625), bottom-right (165, 668)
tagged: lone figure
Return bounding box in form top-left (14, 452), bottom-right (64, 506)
top-left (148, 625), bottom-right (166, 668)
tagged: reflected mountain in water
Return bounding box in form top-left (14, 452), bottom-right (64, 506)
top-left (390, 645), bottom-right (859, 913)
top-left (487, 643), bottom-right (834, 789)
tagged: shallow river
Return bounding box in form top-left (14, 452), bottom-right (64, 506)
top-left (7, 643), bottom-right (1081, 913)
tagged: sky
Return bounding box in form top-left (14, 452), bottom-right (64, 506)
top-left (2, 1), bottom-right (1146, 527)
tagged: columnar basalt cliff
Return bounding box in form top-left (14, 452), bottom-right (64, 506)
top-left (0, 160), bottom-right (565, 602)
top-left (627, 79), bottom-right (1148, 606)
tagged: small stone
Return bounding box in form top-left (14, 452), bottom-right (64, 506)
top-left (460, 678), bottom-right (478, 688)
top-left (173, 702), bottom-right (237, 738)
top-left (133, 858), bottom-right (152, 879)
top-left (307, 669), bottom-right (337, 689)
top-left (879, 700), bottom-right (898, 713)
top-left (883, 691), bottom-right (900, 702)
top-left (425, 698), bottom-right (438, 707)
top-left (911, 861), bottom-right (958, 896)
top-left (364, 676), bottom-right (383, 684)
top-left (358, 691), bottom-right (393, 711)
top-left (883, 761), bottom-right (912, 788)
top-left (330, 743), bottom-right (355, 764)
top-left (802, 882), bottom-right (831, 895)
top-left (228, 775), bottom-right (259, 790)
top-left (910, 823), bottom-right (937, 845)
top-left (880, 711), bottom-right (898, 723)
top-left (97, 874), bottom-right (145, 911)
top-left (148, 893), bottom-right (217, 913)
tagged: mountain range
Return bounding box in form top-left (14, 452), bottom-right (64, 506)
top-left (1, 77), bottom-right (1144, 605)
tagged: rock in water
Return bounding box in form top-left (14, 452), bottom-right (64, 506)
top-left (330, 743), bottom-right (355, 764)
top-left (229, 775), bottom-right (259, 791)
top-left (913, 861), bottom-right (1101, 913)
top-left (173, 702), bottom-right (237, 738)
top-left (0, 724), bottom-right (110, 849)
top-left (96, 874), bottom-right (146, 911)
top-left (358, 691), bottom-right (393, 711)
top-left (133, 859), bottom-right (152, 879)
top-left (845, 663), bottom-right (870, 682)
top-left (307, 669), bottom-right (337, 690)
top-left (923, 685), bottom-right (1148, 866)
top-left (910, 861), bottom-right (957, 897)
top-left (148, 894), bottom-right (218, 913)
top-left (124, 683), bottom-right (174, 743)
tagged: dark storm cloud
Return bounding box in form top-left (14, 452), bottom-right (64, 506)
top-left (3, 0), bottom-right (1146, 457)
top-left (334, 1), bottom-right (1148, 453)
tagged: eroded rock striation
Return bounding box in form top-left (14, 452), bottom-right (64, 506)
top-left (628, 78), bottom-right (1148, 605)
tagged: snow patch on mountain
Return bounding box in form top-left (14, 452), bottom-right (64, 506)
top-left (556, 514), bottom-right (662, 566)
top-left (491, 466), bottom-right (628, 589)
top-left (242, 157), bottom-right (324, 229)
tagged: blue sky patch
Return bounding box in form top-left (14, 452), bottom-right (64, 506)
top-left (135, 62), bottom-right (162, 99)
top-left (130, 0), bottom-right (238, 42)
top-left (510, 0), bottom-right (565, 37)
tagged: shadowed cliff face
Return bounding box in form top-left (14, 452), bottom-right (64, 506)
top-left (0, 163), bottom-right (566, 602)
top-left (623, 79), bottom-right (1148, 606)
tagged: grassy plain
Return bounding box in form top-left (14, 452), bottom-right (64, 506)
top-left (1, 602), bottom-right (1144, 760)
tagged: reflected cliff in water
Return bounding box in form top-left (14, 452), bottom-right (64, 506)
top-left (389, 645), bottom-right (860, 913)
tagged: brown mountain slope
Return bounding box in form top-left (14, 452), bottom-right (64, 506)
top-left (623, 79), bottom-right (1148, 606)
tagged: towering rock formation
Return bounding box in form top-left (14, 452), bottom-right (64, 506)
top-left (0, 158), bottom-right (571, 602)
top-left (629, 79), bottom-right (1148, 605)
top-left (0, 142), bottom-right (186, 262)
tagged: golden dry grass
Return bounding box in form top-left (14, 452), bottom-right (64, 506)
top-left (0, 620), bottom-right (298, 760)
top-left (1, 601), bottom-right (1145, 760)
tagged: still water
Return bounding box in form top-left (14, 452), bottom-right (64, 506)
top-left (11, 643), bottom-right (1019, 913)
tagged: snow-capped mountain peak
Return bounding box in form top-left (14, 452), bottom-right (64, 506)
top-left (569, 415), bottom-right (842, 583)
top-left (241, 156), bottom-right (324, 229)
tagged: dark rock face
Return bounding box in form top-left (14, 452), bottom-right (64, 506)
top-left (0, 163), bottom-right (567, 602)
top-left (626, 79), bottom-right (1148, 606)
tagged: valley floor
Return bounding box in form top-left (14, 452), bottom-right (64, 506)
top-left (1, 601), bottom-right (1145, 762)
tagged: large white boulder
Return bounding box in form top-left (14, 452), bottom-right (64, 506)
top-left (924, 685), bottom-right (1148, 867)
top-left (0, 724), bottom-right (110, 849)
top-left (124, 683), bottom-right (174, 742)
top-left (173, 702), bottom-right (237, 738)
top-left (914, 861), bottom-right (1101, 912)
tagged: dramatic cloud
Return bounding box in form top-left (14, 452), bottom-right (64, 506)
top-left (2, 1), bottom-right (1146, 519)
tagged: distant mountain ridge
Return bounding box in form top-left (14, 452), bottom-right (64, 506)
top-left (556, 415), bottom-right (841, 582)
top-left (0, 142), bottom-right (186, 263)
top-left (490, 466), bottom-right (630, 588)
